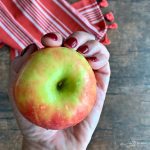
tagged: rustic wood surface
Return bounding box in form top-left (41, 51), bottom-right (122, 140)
top-left (0, 0), bottom-right (150, 149)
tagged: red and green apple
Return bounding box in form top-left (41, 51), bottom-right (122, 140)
top-left (14, 47), bottom-right (96, 129)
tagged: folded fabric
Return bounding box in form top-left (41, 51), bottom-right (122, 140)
top-left (0, 0), bottom-right (117, 59)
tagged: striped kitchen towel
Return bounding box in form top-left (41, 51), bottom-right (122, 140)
top-left (0, 0), bottom-right (117, 59)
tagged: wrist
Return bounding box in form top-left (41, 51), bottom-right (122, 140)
top-left (22, 138), bottom-right (39, 150)
top-left (22, 138), bottom-right (51, 150)
top-left (22, 137), bottom-right (86, 150)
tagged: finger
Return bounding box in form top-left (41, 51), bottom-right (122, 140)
top-left (84, 64), bottom-right (111, 132)
top-left (63, 31), bottom-right (95, 50)
top-left (41, 32), bottom-right (63, 47)
top-left (77, 40), bottom-right (110, 59)
top-left (87, 55), bottom-right (108, 70)
top-left (20, 43), bottom-right (38, 57)
top-left (77, 41), bottom-right (109, 70)
top-left (77, 40), bottom-right (110, 89)
top-left (12, 44), bottom-right (38, 74)
top-left (95, 63), bottom-right (111, 91)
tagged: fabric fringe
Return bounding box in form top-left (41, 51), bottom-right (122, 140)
top-left (99, 0), bottom-right (109, 8)
top-left (99, 0), bottom-right (118, 45)
top-left (107, 22), bottom-right (118, 29)
top-left (104, 12), bottom-right (114, 22)
top-left (100, 34), bottom-right (111, 45)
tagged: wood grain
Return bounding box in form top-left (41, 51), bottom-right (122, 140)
top-left (88, 0), bottom-right (150, 150)
top-left (0, 0), bottom-right (150, 149)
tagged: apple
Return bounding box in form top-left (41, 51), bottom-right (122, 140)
top-left (14, 47), bottom-right (96, 129)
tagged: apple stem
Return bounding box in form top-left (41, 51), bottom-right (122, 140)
top-left (57, 80), bottom-right (65, 90)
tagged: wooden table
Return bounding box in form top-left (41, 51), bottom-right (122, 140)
top-left (0, 0), bottom-right (150, 149)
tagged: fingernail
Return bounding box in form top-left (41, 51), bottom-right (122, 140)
top-left (77, 45), bottom-right (89, 54)
top-left (21, 43), bottom-right (37, 56)
top-left (64, 37), bottom-right (77, 48)
top-left (87, 57), bottom-right (98, 62)
top-left (44, 33), bottom-right (58, 41)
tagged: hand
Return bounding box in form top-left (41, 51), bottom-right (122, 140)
top-left (9, 31), bottom-right (110, 150)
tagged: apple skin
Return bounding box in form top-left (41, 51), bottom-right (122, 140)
top-left (14, 47), bottom-right (96, 130)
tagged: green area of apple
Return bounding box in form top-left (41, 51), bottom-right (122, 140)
top-left (14, 47), bottom-right (96, 129)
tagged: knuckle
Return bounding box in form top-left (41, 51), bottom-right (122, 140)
top-left (88, 40), bottom-right (99, 45)
top-left (72, 31), bottom-right (95, 39)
